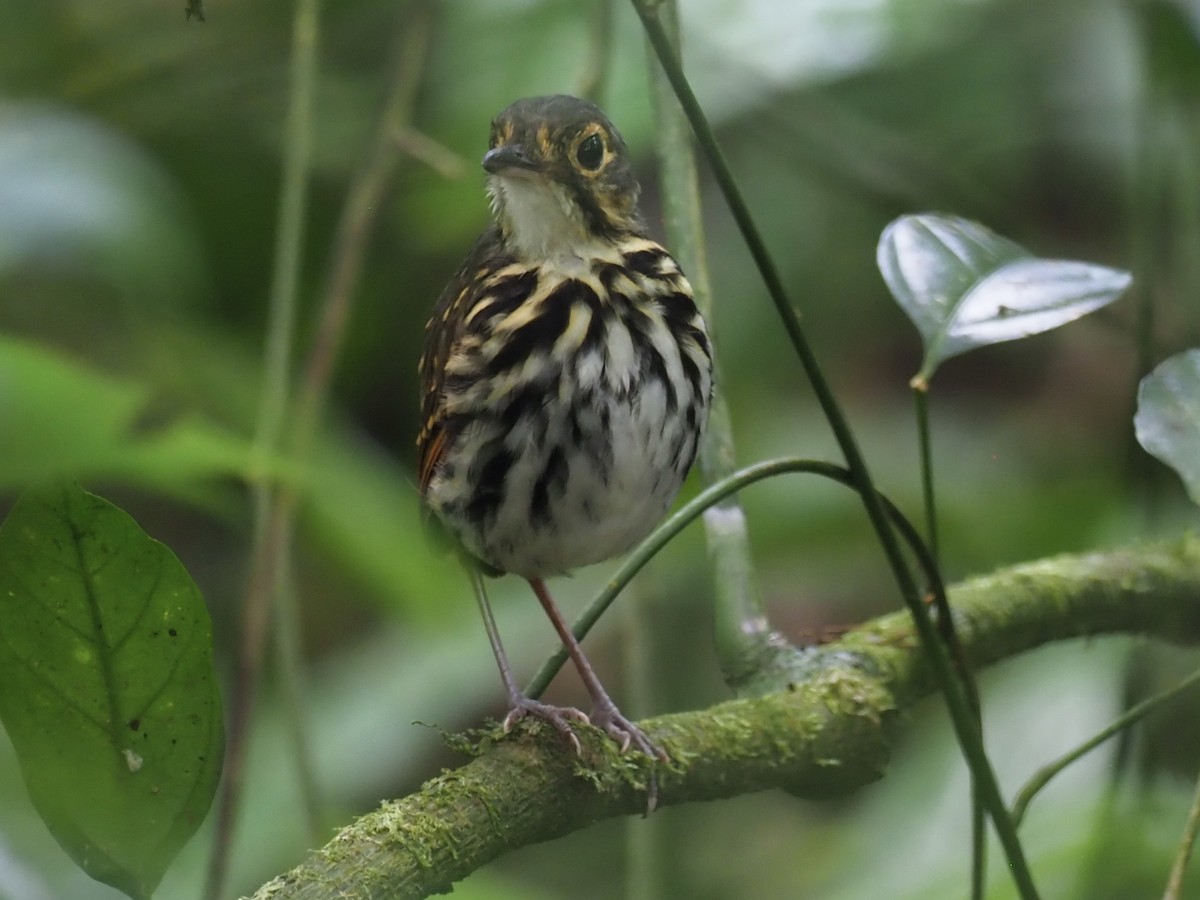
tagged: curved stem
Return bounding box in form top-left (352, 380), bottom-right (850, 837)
top-left (525, 458), bottom-right (945, 698)
top-left (1012, 665), bottom-right (1200, 828)
top-left (628, 4), bottom-right (1036, 894)
top-left (249, 533), bottom-right (1200, 900)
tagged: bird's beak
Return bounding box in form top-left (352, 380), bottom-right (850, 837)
top-left (482, 144), bottom-right (541, 177)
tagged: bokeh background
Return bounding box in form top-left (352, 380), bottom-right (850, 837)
top-left (2, 0), bottom-right (1200, 897)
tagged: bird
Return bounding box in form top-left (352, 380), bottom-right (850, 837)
top-left (417, 94), bottom-right (712, 760)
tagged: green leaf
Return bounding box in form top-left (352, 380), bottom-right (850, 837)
top-left (877, 214), bottom-right (1131, 387)
top-left (1135, 349), bottom-right (1200, 506)
top-left (0, 483), bottom-right (224, 899)
top-left (0, 334), bottom-right (255, 492)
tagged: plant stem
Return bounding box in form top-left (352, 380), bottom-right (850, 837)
top-left (292, 1), bottom-right (434, 451)
top-left (646, 0), bottom-right (772, 691)
top-left (274, 565), bottom-right (323, 841)
top-left (248, 532), bottom-right (1200, 899)
top-left (1165, 770), bottom-right (1200, 900)
top-left (1012, 666), bottom-right (1200, 828)
top-left (623, 582), bottom-right (661, 900)
top-left (913, 386), bottom-right (939, 564)
top-left (206, 1), bottom-right (321, 896)
top-left (526, 457), bottom-right (944, 698)
top-left (206, 5), bottom-right (436, 896)
top-left (1128, 14), bottom-right (1162, 528)
top-left (914, 384), bottom-right (984, 897)
top-left (629, 3), bottom-right (1037, 895)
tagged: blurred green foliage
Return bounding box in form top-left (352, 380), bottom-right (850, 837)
top-left (1, 0), bottom-right (1199, 897)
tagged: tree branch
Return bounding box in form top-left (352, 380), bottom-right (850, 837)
top-left (247, 535), bottom-right (1200, 899)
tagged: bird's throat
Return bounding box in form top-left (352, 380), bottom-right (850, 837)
top-left (489, 175), bottom-right (610, 268)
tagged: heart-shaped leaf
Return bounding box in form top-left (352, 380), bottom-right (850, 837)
top-left (878, 214), bottom-right (1132, 387)
top-left (1135, 349), bottom-right (1200, 506)
top-left (0, 483), bottom-right (224, 899)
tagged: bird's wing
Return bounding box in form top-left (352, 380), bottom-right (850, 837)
top-left (416, 227), bottom-right (506, 495)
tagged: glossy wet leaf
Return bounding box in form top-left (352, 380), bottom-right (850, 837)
top-left (877, 214), bottom-right (1131, 387)
top-left (0, 483), bottom-right (224, 899)
top-left (1135, 349), bottom-right (1200, 506)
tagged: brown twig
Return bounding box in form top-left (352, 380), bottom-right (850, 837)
top-left (205, 4), bottom-right (436, 897)
top-left (205, 0), bottom-right (322, 893)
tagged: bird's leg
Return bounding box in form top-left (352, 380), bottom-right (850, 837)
top-left (528, 577), bottom-right (667, 762)
top-left (468, 569), bottom-right (586, 754)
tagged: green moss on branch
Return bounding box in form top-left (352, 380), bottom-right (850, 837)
top-left (248, 535), bottom-right (1200, 900)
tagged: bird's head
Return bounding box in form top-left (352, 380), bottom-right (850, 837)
top-left (482, 95), bottom-right (644, 264)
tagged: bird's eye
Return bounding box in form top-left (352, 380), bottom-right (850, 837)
top-left (576, 133), bottom-right (605, 171)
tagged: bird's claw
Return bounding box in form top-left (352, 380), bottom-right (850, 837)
top-left (503, 697), bottom-right (664, 813)
top-left (590, 704), bottom-right (668, 762)
top-left (589, 704), bottom-right (665, 814)
top-left (503, 697), bottom-right (589, 755)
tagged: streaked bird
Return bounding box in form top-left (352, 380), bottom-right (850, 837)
top-left (417, 94), bottom-right (712, 758)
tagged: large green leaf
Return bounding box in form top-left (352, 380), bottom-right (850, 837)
top-left (0, 483), bottom-right (224, 899)
top-left (877, 214), bottom-right (1131, 387)
top-left (1135, 349), bottom-right (1200, 506)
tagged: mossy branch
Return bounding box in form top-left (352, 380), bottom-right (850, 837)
top-left (247, 535), bottom-right (1200, 900)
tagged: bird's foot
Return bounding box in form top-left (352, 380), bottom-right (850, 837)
top-left (589, 700), bottom-right (668, 762)
top-left (502, 696), bottom-right (589, 755)
top-left (503, 696), bottom-right (663, 813)
top-left (590, 700), bottom-right (665, 815)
